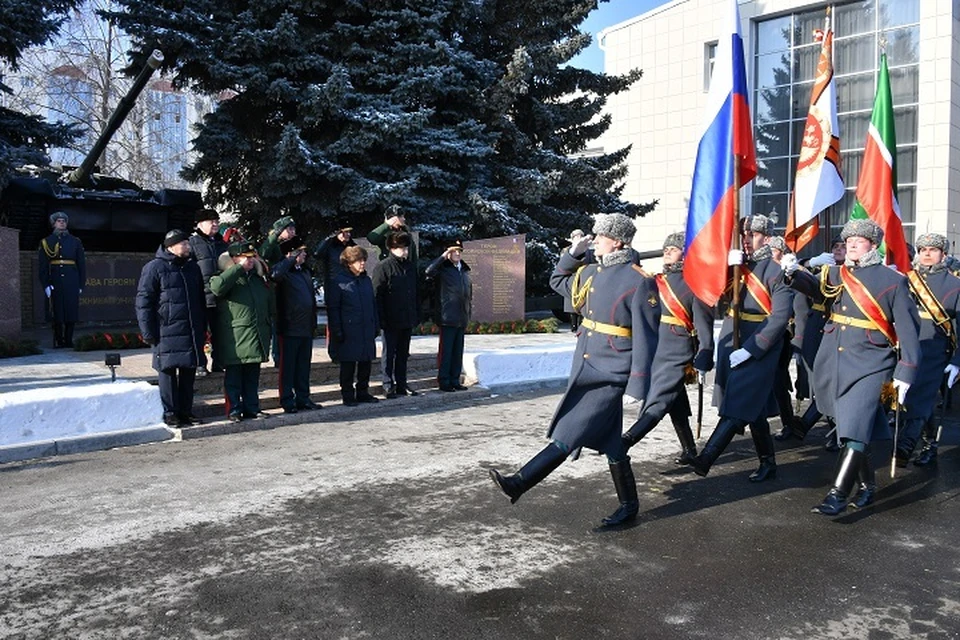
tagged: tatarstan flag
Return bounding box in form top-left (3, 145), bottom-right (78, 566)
top-left (849, 53), bottom-right (911, 272)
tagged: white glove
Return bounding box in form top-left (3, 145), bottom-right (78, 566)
top-left (78, 289), bottom-right (83, 294)
top-left (892, 379), bottom-right (911, 405)
top-left (623, 394), bottom-right (640, 406)
top-left (569, 234), bottom-right (593, 257)
top-left (887, 263), bottom-right (899, 272)
top-left (729, 348), bottom-right (752, 368)
top-left (44, 286), bottom-right (52, 298)
top-left (945, 364), bottom-right (960, 388)
top-left (696, 370), bottom-right (707, 385)
top-left (807, 252), bottom-right (835, 268)
top-left (780, 253), bottom-right (799, 275)
top-left (727, 249), bottom-right (744, 266)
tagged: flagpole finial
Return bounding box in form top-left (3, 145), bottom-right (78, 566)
top-left (879, 34), bottom-right (888, 53)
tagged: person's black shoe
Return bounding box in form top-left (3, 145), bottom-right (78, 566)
top-left (195, 368), bottom-right (209, 378)
top-left (453, 384), bottom-right (468, 391)
top-left (163, 412), bottom-right (180, 427)
top-left (228, 411), bottom-right (243, 423)
top-left (439, 385), bottom-right (456, 392)
top-left (179, 414), bottom-right (202, 426)
top-left (356, 393), bottom-right (379, 403)
top-left (297, 400), bottom-right (322, 411)
top-left (283, 407), bottom-right (298, 414)
top-left (402, 387), bottom-right (420, 396)
top-left (244, 411), bottom-right (271, 419)
top-left (894, 448), bottom-right (911, 468)
top-left (386, 390), bottom-right (399, 399)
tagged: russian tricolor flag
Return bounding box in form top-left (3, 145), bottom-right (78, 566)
top-left (684, 0), bottom-right (757, 306)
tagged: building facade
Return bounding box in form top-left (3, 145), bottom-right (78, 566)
top-left (598, 0), bottom-right (955, 259)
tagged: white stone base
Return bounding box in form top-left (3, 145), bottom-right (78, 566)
top-left (463, 345), bottom-right (573, 389)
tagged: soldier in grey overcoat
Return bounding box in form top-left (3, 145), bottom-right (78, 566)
top-left (689, 214), bottom-right (794, 483)
top-left (489, 213), bottom-right (659, 527)
top-left (621, 231), bottom-right (714, 466)
top-left (894, 233), bottom-right (960, 467)
top-left (38, 211), bottom-right (86, 348)
top-left (782, 218), bottom-right (921, 515)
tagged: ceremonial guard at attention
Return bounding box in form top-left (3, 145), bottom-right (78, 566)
top-left (782, 218), bottom-right (920, 515)
top-left (689, 214), bottom-right (794, 482)
top-left (38, 211), bottom-right (86, 348)
top-left (894, 233), bottom-right (960, 467)
top-left (621, 231), bottom-right (715, 466)
top-left (489, 213), bottom-right (659, 527)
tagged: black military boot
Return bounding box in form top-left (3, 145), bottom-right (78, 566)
top-left (748, 419), bottom-right (777, 482)
top-left (64, 322), bottom-right (75, 348)
top-left (489, 442), bottom-right (567, 504)
top-left (895, 418), bottom-right (924, 466)
top-left (812, 445), bottom-right (863, 516)
top-left (53, 322), bottom-right (64, 348)
top-left (848, 447), bottom-right (875, 509)
top-left (621, 413), bottom-right (659, 450)
top-left (689, 417), bottom-right (743, 477)
top-left (672, 415), bottom-right (697, 466)
top-left (601, 458), bottom-right (640, 527)
top-left (914, 421), bottom-right (939, 466)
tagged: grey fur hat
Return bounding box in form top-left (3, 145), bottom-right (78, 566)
top-left (745, 214), bottom-right (776, 236)
top-left (49, 211), bottom-right (68, 225)
top-left (663, 231), bottom-right (685, 250)
top-left (766, 235), bottom-right (789, 254)
top-left (840, 218), bottom-right (884, 245)
top-left (592, 213), bottom-right (636, 245)
top-left (915, 232), bottom-right (948, 252)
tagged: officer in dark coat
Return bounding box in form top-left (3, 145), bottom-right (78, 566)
top-left (689, 214), bottom-right (794, 482)
top-left (783, 218), bottom-right (921, 515)
top-left (38, 211), bottom-right (86, 348)
top-left (272, 235), bottom-right (321, 413)
top-left (371, 231), bottom-right (420, 397)
top-left (189, 208), bottom-right (228, 374)
top-left (894, 233), bottom-right (960, 466)
top-left (621, 231), bottom-right (714, 466)
top-left (425, 240), bottom-right (472, 392)
top-left (489, 213), bottom-right (659, 528)
top-left (314, 224), bottom-right (356, 363)
top-left (136, 230), bottom-right (207, 426)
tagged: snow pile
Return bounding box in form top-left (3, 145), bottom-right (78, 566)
top-left (0, 382), bottom-right (164, 446)
top-left (463, 345), bottom-right (573, 388)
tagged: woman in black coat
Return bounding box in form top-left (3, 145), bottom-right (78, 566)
top-left (327, 245), bottom-right (379, 406)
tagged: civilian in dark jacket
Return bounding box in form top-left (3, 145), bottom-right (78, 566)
top-left (272, 235), bottom-right (321, 413)
top-left (371, 231), bottom-right (419, 397)
top-left (136, 230), bottom-right (207, 426)
top-left (327, 245), bottom-right (379, 406)
top-left (425, 240), bottom-right (472, 391)
top-left (189, 208), bottom-right (228, 374)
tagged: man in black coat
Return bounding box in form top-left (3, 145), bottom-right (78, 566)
top-left (136, 230), bottom-right (207, 426)
top-left (425, 240), bottom-right (472, 392)
top-left (314, 224), bottom-right (357, 363)
top-left (38, 211), bottom-right (86, 348)
top-left (272, 235), bottom-right (321, 414)
top-left (371, 231), bottom-right (420, 397)
top-left (189, 208), bottom-right (228, 374)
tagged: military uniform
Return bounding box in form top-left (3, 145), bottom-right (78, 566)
top-left (38, 214), bottom-right (86, 348)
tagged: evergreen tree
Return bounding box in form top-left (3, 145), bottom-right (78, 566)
top-left (0, 0), bottom-right (83, 190)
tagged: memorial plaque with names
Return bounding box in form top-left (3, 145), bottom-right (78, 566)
top-left (463, 234), bottom-right (525, 323)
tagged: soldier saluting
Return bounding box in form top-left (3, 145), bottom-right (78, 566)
top-left (782, 218), bottom-right (921, 515)
top-left (37, 211), bottom-right (86, 348)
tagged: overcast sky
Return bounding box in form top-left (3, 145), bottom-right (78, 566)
top-left (568, 0), bottom-right (670, 72)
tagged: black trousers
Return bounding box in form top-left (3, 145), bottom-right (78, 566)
top-left (158, 367), bottom-right (197, 417)
top-left (381, 327), bottom-right (412, 389)
top-left (224, 363), bottom-right (262, 416)
top-left (438, 325), bottom-right (465, 387)
top-left (340, 360), bottom-right (372, 396)
top-left (278, 335), bottom-right (313, 410)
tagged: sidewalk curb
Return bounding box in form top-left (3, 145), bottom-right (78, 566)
top-left (0, 426), bottom-right (176, 464)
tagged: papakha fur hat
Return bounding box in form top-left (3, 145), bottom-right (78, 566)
top-left (663, 231), bottom-right (685, 251)
top-left (745, 214), bottom-right (776, 236)
top-left (915, 232), bottom-right (948, 252)
top-left (840, 218), bottom-right (884, 245)
top-left (766, 235), bottom-right (789, 254)
top-left (592, 213), bottom-right (636, 245)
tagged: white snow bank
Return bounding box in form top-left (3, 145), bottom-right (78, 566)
top-left (463, 345), bottom-right (573, 388)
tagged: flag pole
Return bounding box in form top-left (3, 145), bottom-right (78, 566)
top-left (731, 153), bottom-right (742, 349)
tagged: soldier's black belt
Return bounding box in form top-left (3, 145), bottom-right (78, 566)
top-left (581, 318), bottom-right (631, 337)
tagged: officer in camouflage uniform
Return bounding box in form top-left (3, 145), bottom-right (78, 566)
top-left (38, 211), bottom-right (86, 348)
top-left (489, 213), bottom-right (659, 527)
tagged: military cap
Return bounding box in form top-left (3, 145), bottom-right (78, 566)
top-left (592, 213), bottom-right (636, 245)
top-left (446, 239), bottom-right (465, 253)
top-left (915, 233), bottom-right (948, 251)
top-left (278, 234), bottom-right (307, 255)
top-left (49, 211), bottom-right (68, 225)
top-left (840, 218), bottom-right (883, 245)
top-left (163, 229), bottom-right (190, 248)
top-left (228, 241), bottom-right (258, 257)
top-left (272, 216), bottom-right (296, 233)
top-left (663, 231), bottom-right (685, 251)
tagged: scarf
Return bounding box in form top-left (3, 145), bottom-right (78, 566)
top-left (663, 261), bottom-right (683, 274)
top-left (599, 248), bottom-right (634, 267)
top-left (914, 262), bottom-right (948, 276)
top-left (749, 245), bottom-right (773, 262)
top-left (844, 248), bottom-right (883, 269)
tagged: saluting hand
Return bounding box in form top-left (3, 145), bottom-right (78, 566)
top-left (569, 234), bottom-right (593, 257)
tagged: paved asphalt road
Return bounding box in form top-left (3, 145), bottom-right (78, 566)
top-left (1, 387), bottom-right (959, 639)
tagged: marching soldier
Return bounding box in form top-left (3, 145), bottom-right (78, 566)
top-left (489, 213), bottom-right (659, 527)
top-left (38, 211), bottom-right (86, 348)
top-left (689, 214), bottom-right (794, 483)
top-left (621, 231), bottom-right (714, 466)
top-left (894, 233), bottom-right (960, 467)
top-left (782, 218), bottom-right (921, 515)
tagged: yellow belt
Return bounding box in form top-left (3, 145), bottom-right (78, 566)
top-left (828, 313), bottom-right (878, 331)
top-left (811, 303), bottom-right (826, 312)
top-left (661, 315), bottom-right (696, 334)
top-left (50, 259), bottom-right (76, 265)
top-left (918, 310), bottom-right (933, 320)
top-left (581, 318), bottom-right (632, 338)
top-left (727, 309), bottom-right (768, 322)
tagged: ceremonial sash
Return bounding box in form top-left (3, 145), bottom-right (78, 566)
top-left (739, 265), bottom-right (773, 316)
top-left (655, 274), bottom-right (695, 333)
top-left (907, 270), bottom-right (956, 350)
top-left (41, 238), bottom-right (60, 259)
top-left (839, 266), bottom-right (897, 346)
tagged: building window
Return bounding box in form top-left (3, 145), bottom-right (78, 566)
top-left (46, 66), bottom-right (94, 167)
top-left (704, 41), bottom-right (718, 91)
top-left (752, 0), bottom-right (919, 251)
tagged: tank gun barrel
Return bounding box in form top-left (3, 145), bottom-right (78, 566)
top-left (65, 50), bottom-right (164, 186)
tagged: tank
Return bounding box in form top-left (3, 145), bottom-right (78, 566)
top-left (0, 50), bottom-right (203, 252)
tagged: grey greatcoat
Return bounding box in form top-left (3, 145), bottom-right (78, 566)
top-left (548, 250), bottom-right (660, 457)
top-left (902, 268), bottom-right (960, 420)
top-left (714, 257), bottom-right (795, 423)
top-left (790, 264), bottom-right (921, 442)
top-left (637, 268), bottom-right (715, 422)
top-left (38, 231), bottom-right (86, 323)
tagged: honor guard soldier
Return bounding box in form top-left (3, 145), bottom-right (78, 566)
top-left (621, 231), bottom-right (715, 466)
top-left (782, 218), bottom-right (920, 515)
top-left (689, 213), bottom-right (794, 482)
top-left (894, 233), bottom-right (960, 466)
top-left (489, 213), bottom-right (659, 527)
top-left (38, 211), bottom-right (86, 348)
